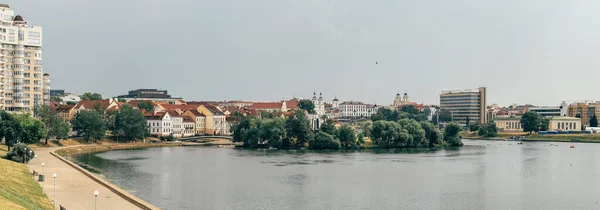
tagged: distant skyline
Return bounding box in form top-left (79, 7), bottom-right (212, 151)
top-left (7, 0), bottom-right (600, 106)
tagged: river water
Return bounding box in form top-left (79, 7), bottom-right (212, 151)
top-left (73, 140), bottom-right (600, 210)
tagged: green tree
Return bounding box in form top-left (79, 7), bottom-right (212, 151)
top-left (590, 115), bottom-right (598, 127)
top-left (66, 101), bottom-right (76, 105)
top-left (397, 119), bottom-right (427, 147)
top-left (539, 117), bottom-right (550, 131)
top-left (51, 96), bottom-right (63, 102)
top-left (358, 121), bottom-right (372, 137)
top-left (233, 117), bottom-right (261, 147)
top-left (259, 111), bottom-right (274, 119)
top-left (439, 109), bottom-right (453, 122)
top-left (15, 115), bottom-right (47, 145)
top-left (320, 119), bottom-right (336, 135)
top-left (259, 118), bottom-right (286, 148)
top-left (5, 143), bottom-right (35, 163)
top-left (520, 111), bottom-right (541, 134)
top-left (285, 110), bottom-right (312, 147)
top-left (421, 121), bottom-right (441, 147)
top-left (118, 98), bottom-right (127, 102)
top-left (465, 117), bottom-right (470, 127)
top-left (136, 101), bottom-right (155, 112)
top-left (72, 110), bottom-right (107, 142)
top-left (298, 99), bottom-right (316, 114)
top-left (114, 104), bottom-right (149, 141)
top-left (469, 123), bottom-right (480, 132)
top-left (370, 113), bottom-right (386, 122)
top-left (309, 132), bottom-right (340, 150)
top-left (401, 105), bottom-right (418, 115)
top-left (80, 92), bottom-right (103, 100)
top-left (0, 111), bottom-right (21, 150)
top-left (444, 122), bottom-right (463, 146)
top-left (478, 122), bottom-right (497, 138)
top-left (36, 105), bottom-right (70, 145)
top-left (337, 125), bottom-right (355, 148)
top-left (356, 134), bottom-right (365, 146)
top-left (371, 120), bottom-right (400, 148)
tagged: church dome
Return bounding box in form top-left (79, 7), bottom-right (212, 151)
top-left (13, 15), bottom-right (24, 22)
top-left (404, 92), bottom-right (408, 96)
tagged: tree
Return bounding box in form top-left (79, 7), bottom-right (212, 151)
top-left (285, 110), bottom-right (312, 147)
top-left (421, 121), bottom-right (441, 147)
top-left (259, 111), bottom-right (274, 119)
top-left (539, 117), bottom-right (550, 131)
top-left (51, 96), bottom-right (63, 102)
top-left (66, 101), bottom-right (76, 105)
top-left (6, 143), bottom-right (35, 163)
top-left (72, 110), bottom-right (107, 142)
top-left (358, 121), bottom-right (372, 137)
top-left (465, 117), bottom-right (470, 127)
top-left (309, 132), bottom-right (340, 150)
top-left (80, 92), bottom-right (103, 100)
top-left (36, 105), bottom-right (70, 145)
top-left (439, 109), bottom-right (453, 122)
top-left (15, 115), bottom-right (47, 145)
top-left (337, 125), bottom-right (356, 148)
top-left (259, 118), bottom-right (286, 148)
top-left (478, 122), bottom-right (497, 138)
top-left (590, 115), bottom-right (598, 127)
top-left (401, 105), bottom-right (419, 115)
top-left (114, 104), bottom-right (149, 141)
top-left (298, 100), bottom-right (316, 114)
top-left (520, 111), bottom-right (541, 134)
top-left (118, 98), bottom-right (127, 102)
top-left (320, 119), bottom-right (336, 135)
top-left (356, 134), bottom-right (365, 146)
top-left (0, 111), bottom-right (21, 150)
top-left (370, 113), bottom-right (386, 122)
top-left (136, 101), bottom-right (155, 112)
top-left (469, 123), bottom-right (480, 132)
top-left (444, 123), bottom-right (463, 146)
top-left (371, 121), bottom-right (400, 148)
top-left (397, 119), bottom-right (427, 147)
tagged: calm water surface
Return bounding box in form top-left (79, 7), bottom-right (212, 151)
top-left (73, 140), bottom-right (600, 210)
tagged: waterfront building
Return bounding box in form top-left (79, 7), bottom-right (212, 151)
top-left (0, 5), bottom-right (49, 112)
top-left (166, 110), bottom-right (183, 138)
top-left (54, 104), bottom-right (75, 121)
top-left (248, 99), bottom-right (299, 113)
top-left (494, 116), bottom-right (522, 132)
top-left (311, 92), bottom-right (326, 116)
top-left (182, 109), bottom-right (206, 135)
top-left (529, 106), bottom-right (562, 117)
top-left (440, 87), bottom-right (487, 124)
top-left (145, 112), bottom-right (173, 136)
top-left (567, 102), bottom-right (600, 126)
top-left (392, 92), bottom-right (425, 111)
top-left (182, 116), bottom-right (195, 137)
top-left (339, 101), bottom-right (380, 118)
top-left (117, 88), bottom-right (182, 104)
top-left (198, 104), bottom-right (227, 135)
top-left (73, 99), bottom-right (120, 113)
top-left (548, 116), bottom-right (582, 131)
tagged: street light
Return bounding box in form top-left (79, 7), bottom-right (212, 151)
top-left (94, 190), bottom-right (99, 210)
top-left (41, 163), bottom-right (45, 194)
top-left (53, 173), bottom-right (57, 210)
top-left (28, 150), bottom-right (32, 164)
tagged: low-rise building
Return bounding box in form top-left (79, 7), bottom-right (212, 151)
top-left (494, 116), bottom-right (522, 132)
top-left (182, 116), bottom-right (195, 137)
top-left (167, 110), bottom-right (183, 138)
top-left (529, 106), bottom-right (562, 117)
top-left (198, 104), bottom-right (227, 135)
top-left (549, 116), bottom-right (581, 131)
top-left (182, 109), bottom-right (206, 135)
top-left (339, 101), bottom-right (380, 118)
top-left (145, 112), bottom-right (173, 137)
top-left (54, 104), bottom-right (76, 121)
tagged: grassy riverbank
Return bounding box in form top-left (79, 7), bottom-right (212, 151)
top-left (0, 158), bottom-right (53, 210)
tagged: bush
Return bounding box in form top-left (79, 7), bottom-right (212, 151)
top-left (167, 134), bottom-right (175, 141)
top-left (444, 123), bottom-right (463, 146)
top-left (309, 132), bottom-right (340, 150)
top-left (5, 143), bottom-right (35, 163)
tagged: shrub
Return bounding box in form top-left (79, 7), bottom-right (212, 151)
top-left (5, 143), bottom-right (35, 163)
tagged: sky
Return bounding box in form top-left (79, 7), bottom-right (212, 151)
top-left (6, 0), bottom-right (600, 106)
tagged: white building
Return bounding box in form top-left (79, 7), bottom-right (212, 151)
top-left (146, 112), bottom-right (173, 137)
top-left (59, 93), bottom-right (81, 104)
top-left (528, 106), bottom-right (562, 117)
top-left (311, 92), bottom-right (326, 117)
top-left (339, 101), bottom-right (380, 118)
top-left (167, 110), bottom-right (183, 138)
top-left (0, 4), bottom-right (48, 112)
top-left (182, 116), bottom-right (195, 137)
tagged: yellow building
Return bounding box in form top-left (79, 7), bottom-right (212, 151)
top-left (494, 116), bottom-right (522, 132)
top-left (549, 116), bottom-right (581, 131)
top-left (197, 104), bottom-right (226, 135)
top-left (182, 109), bottom-right (206, 135)
top-left (54, 104), bottom-right (75, 121)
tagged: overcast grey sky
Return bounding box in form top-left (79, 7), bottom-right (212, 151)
top-left (7, 0), bottom-right (600, 106)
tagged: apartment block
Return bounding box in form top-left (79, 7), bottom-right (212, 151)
top-left (0, 4), bottom-right (49, 112)
top-left (440, 87), bottom-right (487, 124)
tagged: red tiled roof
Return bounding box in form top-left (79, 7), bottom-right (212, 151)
top-left (127, 100), bottom-right (158, 108)
top-left (54, 104), bottom-right (75, 113)
top-left (49, 101), bottom-right (61, 109)
top-left (166, 110), bottom-right (182, 117)
top-left (160, 104), bottom-right (200, 111)
top-left (285, 99), bottom-right (299, 109)
top-left (250, 102), bottom-right (282, 109)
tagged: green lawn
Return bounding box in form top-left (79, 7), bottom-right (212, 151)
top-left (525, 134), bottom-right (600, 142)
top-left (0, 158), bottom-right (53, 210)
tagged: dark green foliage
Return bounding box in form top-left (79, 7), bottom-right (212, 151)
top-left (371, 121), bottom-right (400, 147)
top-left (136, 101), bottom-right (155, 112)
top-left (285, 110), bottom-right (312, 147)
top-left (0, 111), bottom-right (22, 150)
top-left (36, 105), bottom-right (70, 145)
top-left (308, 132), bottom-right (340, 150)
top-left (439, 109), bottom-right (453, 122)
top-left (259, 118), bottom-right (286, 148)
top-left (114, 104), bottom-right (149, 141)
top-left (233, 117), bottom-right (260, 146)
top-left (465, 117), bottom-right (470, 127)
top-left (444, 123), bottom-right (463, 146)
top-left (260, 111), bottom-right (275, 119)
top-left (298, 100), bottom-right (316, 114)
top-left (320, 119), bottom-right (336, 135)
top-left (6, 143), bottom-right (35, 163)
top-left (520, 111), bottom-right (541, 134)
top-left (421, 121), bottom-right (441, 147)
top-left (72, 110), bottom-right (106, 142)
top-left (80, 92), bottom-right (103, 100)
top-left (539, 117), bottom-right (550, 131)
top-left (398, 119), bottom-right (427, 147)
top-left (469, 123), bottom-right (480, 132)
top-left (337, 125), bottom-right (355, 148)
top-left (357, 134), bottom-right (365, 146)
top-left (590, 115), bottom-right (598, 128)
top-left (118, 98), bottom-right (127, 102)
top-left (15, 115), bottom-right (47, 145)
top-left (478, 122), bottom-right (497, 138)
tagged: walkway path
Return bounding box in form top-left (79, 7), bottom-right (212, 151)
top-left (28, 147), bottom-right (144, 210)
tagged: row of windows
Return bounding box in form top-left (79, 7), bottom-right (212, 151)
top-left (558, 122), bottom-right (577, 130)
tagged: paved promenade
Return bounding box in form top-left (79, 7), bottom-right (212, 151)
top-left (28, 147), bottom-right (145, 210)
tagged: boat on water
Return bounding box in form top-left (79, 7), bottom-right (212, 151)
top-left (570, 145), bottom-right (576, 148)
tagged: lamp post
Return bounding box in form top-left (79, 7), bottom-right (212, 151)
top-left (23, 148), bottom-right (27, 163)
top-left (28, 150), bottom-right (32, 164)
top-left (41, 163), bottom-right (45, 194)
top-left (53, 173), bottom-right (57, 210)
top-left (94, 190), bottom-right (99, 210)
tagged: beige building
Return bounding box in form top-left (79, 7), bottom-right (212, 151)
top-left (494, 116), bottom-right (522, 132)
top-left (0, 5), bottom-right (49, 112)
top-left (440, 87), bottom-right (487, 124)
top-left (549, 116), bottom-right (581, 131)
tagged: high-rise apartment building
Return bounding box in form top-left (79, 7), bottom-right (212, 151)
top-left (440, 87), bottom-right (487, 125)
top-left (0, 4), bottom-right (48, 112)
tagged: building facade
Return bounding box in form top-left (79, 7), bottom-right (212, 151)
top-left (494, 116), bottom-right (522, 132)
top-left (567, 102), bottom-right (600, 126)
top-left (311, 92), bottom-right (325, 116)
top-left (549, 116), bottom-right (581, 131)
top-left (0, 5), bottom-right (49, 112)
top-left (339, 101), bottom-right (380, 118)
top-left (440, 87), bottom-right (487, 124)
top-left (528, 106), bottom-right (562, 117)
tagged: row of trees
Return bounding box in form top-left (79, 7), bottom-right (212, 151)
top-left (0, 111), bottom-right (49, 151)
top-left (71, 104), bottom-right (149, 142)
top-left (370, 119), bottom-right (462, 147)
